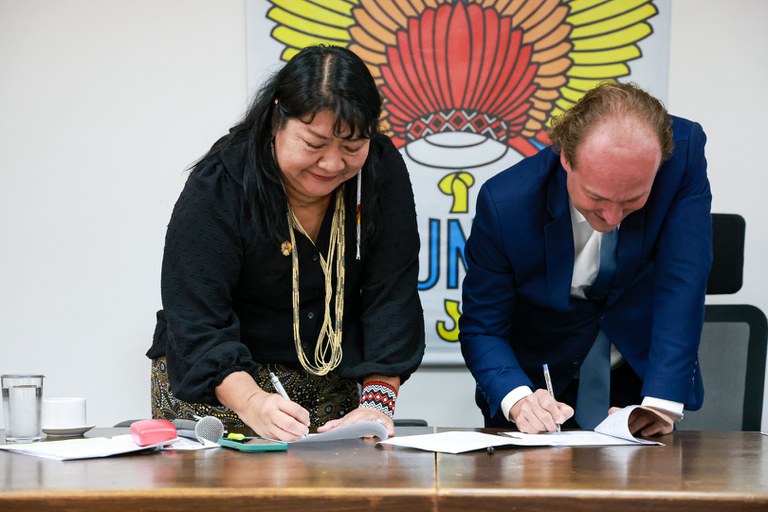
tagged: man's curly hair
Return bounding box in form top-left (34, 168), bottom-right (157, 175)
top-left (548, 81), bottom-right (674, 168)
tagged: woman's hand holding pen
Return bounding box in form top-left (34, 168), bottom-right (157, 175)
top-left (240, 390), bottom-right (310, 441)
top-left (510, 389), bottom-right (574, 434)
top-left (216, 370), bottom-right (309, 441)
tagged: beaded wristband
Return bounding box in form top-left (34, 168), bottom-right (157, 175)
top-left (359, 381), bottom-right (397, 419)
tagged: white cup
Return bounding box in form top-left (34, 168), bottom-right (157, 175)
top-left (42, 397), bottom-right (87, 429)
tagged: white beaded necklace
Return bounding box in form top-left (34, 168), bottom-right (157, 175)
top-left (286, 188), bottom-right (346, 376)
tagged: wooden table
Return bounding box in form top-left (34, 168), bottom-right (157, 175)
top-left (436, 431), bottom-right (768, 512)
top-left (1, 429), bottom-right (767, 511)
top-left (0, 427), bottom-right (436, 511)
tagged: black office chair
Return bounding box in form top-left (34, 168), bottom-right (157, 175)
top-left (393, 419), bottom-right (428, 427)
top-left (114, 419), bottom-right (140, 428)
top-left (677, 214), bottom-right (767, 431)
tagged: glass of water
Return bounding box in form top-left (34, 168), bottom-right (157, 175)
top-left (2, 374), bottom-right (45, 443)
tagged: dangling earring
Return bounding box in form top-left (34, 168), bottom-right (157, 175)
top-left (356, 170), bottom-right (362, 260)
top-left (271, 98), bottom-right (280, 165)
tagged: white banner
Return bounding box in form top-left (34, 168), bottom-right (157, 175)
top-left (246, 0), bottom-right (671, 364)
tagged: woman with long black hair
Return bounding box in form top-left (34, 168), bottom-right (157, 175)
top-left (147, 45), bottom-right (424, 441)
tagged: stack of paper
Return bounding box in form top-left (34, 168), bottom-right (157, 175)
top-left (0, 435), bottom-right (178, 461)
top-left (379, 406), bottom-right (665, 454)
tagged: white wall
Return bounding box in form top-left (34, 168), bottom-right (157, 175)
top-left (667, 0), bottom-right (768, 429)
top-left (1, 0), bottom-right (766, 431)
top-left (0, 0), bottom-right (248, 427)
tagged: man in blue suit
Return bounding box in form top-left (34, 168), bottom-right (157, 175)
top-left (459, 82), bottom-right (711, 436)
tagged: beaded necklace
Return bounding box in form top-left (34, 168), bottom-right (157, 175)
top-left (286, 188), bottom-right (346, 375)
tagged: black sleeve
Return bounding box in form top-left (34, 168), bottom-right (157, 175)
top-left (159, 159), bottom-right (259, 404)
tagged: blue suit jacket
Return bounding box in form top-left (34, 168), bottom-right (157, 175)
top-left (459, 116), bottom-right (712, 418)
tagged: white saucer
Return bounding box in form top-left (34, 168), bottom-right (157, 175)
top-left (42, 425), bottom-right (95, 436)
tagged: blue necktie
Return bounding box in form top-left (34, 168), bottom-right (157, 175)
top-left (576, 228), bottom-right (618, 429)
top-left (585, 228), bottom-right (618, 301)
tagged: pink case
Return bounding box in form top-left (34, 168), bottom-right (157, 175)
top-left (129, 419), bottom-right (177, 446)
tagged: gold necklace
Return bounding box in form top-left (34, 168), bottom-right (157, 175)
top-left (287, 188), bottom-right (346, 376)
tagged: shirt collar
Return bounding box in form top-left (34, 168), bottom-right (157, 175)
top-left (568, 200), bottom-right (622, 232)
top-left (569, 199), bottom-right (589, 225)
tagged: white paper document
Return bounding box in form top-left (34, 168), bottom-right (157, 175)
top-left (379, 406), bottom-right (663, 454)
top-left (380, 430), bottom-right (524, 454)
top-left (162, 436), bottom-right (220, 451)
top-left (292, 420), bottom-right (388, 444)
top-left (252, 420), bottom-right (388, 445)
top-left (592, 405), bottom-right (665, 444)
top-left (0, 434), bottom-right (178, 461)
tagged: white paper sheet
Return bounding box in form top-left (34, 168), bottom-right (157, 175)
top-left (0, 434), bottom-right (177, 460)
top-left (292, 420), bottom-right (388, 443)
top-left (593, 405), bottom-right (664, 444)
top-left (379, 431), bottom-right (525, 454)
top-left (379, 405), bottom-right (663, 453)
top-left (248, 420), bottom-right (388, 445)
top-left (162, 436), bottom-right (220, 451)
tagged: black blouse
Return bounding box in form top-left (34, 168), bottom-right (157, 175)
top-left (148, 135), bottom-right (425, 405)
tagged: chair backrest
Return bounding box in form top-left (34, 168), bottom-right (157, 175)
top-left (706, 213), bottom-right (745, 294)
top-left (679, 304), bottom-right (767, 431)
top-left (677, 213), bottom-right (766, 431)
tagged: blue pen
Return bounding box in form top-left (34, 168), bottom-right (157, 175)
top-left (542, 364), bottom-right (561, 432)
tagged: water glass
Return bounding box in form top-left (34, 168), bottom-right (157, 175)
top-left (2, 374), bottom-right (45, 443)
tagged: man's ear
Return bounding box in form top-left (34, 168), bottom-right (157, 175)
top-left (560, 151), bottom-right (572, 172)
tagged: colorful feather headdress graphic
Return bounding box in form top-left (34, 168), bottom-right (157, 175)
top-left (266, 0), bottom-right (659, 164)
top-left (264, 0), bottom-right (662, 346)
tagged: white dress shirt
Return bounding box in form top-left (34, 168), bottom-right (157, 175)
top-left (500, 201), bottom-right (683, 423)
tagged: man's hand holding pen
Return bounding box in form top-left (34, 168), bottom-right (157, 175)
top-left (510, 389), bottom-right (574, 434)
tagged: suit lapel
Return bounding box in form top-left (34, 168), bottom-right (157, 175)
top-left (609, 208), bottom-right (646, 304)
top-left (544, 167), bottom-right (574, 310)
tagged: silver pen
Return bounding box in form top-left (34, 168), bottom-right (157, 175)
top-left (269, 372), bottom-right (290, 400)
top-left (542, 364), bottom-right (561, 432)
top-left (270, 371), bottom-right (309, 439)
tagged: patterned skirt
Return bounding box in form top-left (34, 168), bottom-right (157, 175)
top-left (150, 356), bottom-right (359, 430)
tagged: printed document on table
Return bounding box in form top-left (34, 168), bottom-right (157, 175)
top-left (0, 435), bottom-right (177, 461)
top-left (593, 405), bottom-right (665, 444)
top-left (380, 430), bottom-right (529, 454)
top-left (502, 406), bottom-right (663, 447)
top-left (256, 421), bottom-right (389, 445)
top-left (162, 436), bottom-right (220, 451)
top-left (293, 421), bottom-right (388, 443)
top-left (379, 405), bottom-right (663, 453)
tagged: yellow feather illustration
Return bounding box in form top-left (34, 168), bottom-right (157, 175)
top-left (552, 0), bottom-right (658, 120)
top-left (266, 0), bottom-right (659, 152)
top-left (267, 0), bottom-right (358, 60)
